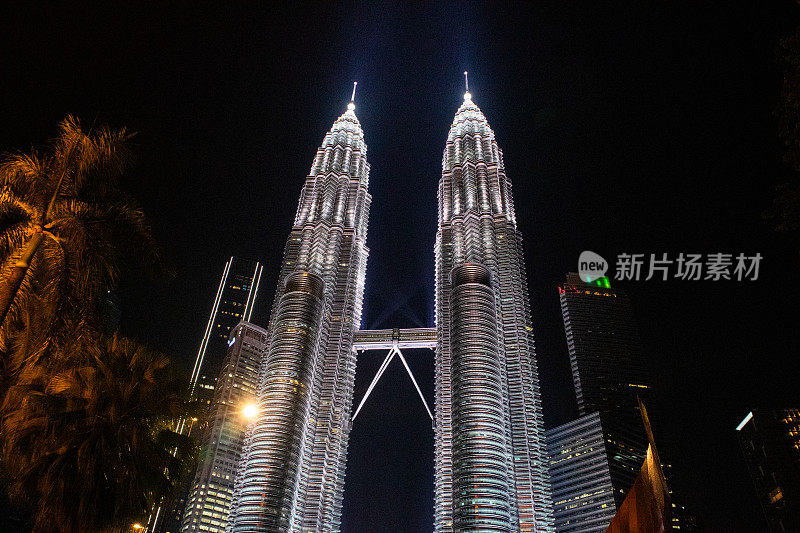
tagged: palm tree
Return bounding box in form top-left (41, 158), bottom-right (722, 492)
top-left (0, 117), bottom-right (186, 531)
top-left (0, 116), bottom-right (169, 405)
top-left (1, 334), bottom-right (195, 532)
top-left (0, 115), bottom-right (165, 348)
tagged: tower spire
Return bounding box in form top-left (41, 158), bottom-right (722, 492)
top-left (463, 71), bottom-right (472, 102)
top-left (347, 81), bottom-right (358, 112)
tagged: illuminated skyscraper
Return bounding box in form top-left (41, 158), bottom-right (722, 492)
top-left (558, 273), bottom-right (649, 417)
top-left (227, 86), bottom-right (555, 532)
top-left (553, 273), bottom-right (695, 532)
top-left (434, 90), bottom-right (555, 531)
top-left (228, 98), bottom-right (371, 532)
top-left (190, 257), bottom-right (264, 409)
top-left (155, 258), bottom-right (263, 533)
top-left (181, 322), bottom-right (268, 533)
top-left (737, 409), bottom-right (800, 532)
top-left (545, 412), bottom-right (645, 533)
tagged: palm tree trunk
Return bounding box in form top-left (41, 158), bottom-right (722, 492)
top-left (0, 229), bottom-right (45, 326)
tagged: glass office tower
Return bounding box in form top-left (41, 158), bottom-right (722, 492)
top-left (545, 412), bottom-right (646, 533)
top-left (190, 257), bottom-right (264, 410)
top-left (558, 273), bottom-right (649, 417)
top-left (555, 273), bottom-right (695, 532)
top-left (737, 409), bottom-right (800, 531)
top-left (156, 258), bottom-right (263, 533)
top-left (181, 322), bottom-right (269, 532)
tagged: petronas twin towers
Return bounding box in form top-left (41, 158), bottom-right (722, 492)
top-left (226, 87), bottom-right (555, 532)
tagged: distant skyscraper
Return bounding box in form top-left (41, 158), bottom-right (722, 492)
top-left (189, 257), bottom-right (263, 409)
top-left (558, 273), bottom-right (649, 417)
top-left (181, 322), bottom-right (268, 533)
top-left (101, 290), bottom-right (121, 333)
top-left (554, 273), bottom-right (694, 532)
top-left (545, 412), bottom-right (645, 533)
top-left (737, 409), bottom-right (800, 532)
top-left (434, 91), bottom-right (554, 531)
top-left (155, 257), bottom-right (263, 533)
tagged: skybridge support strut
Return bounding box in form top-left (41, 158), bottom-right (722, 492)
top-left (395, 348), bottom-right (434, 420)
top-left (351, 338), bottom-right (435, 423)
top-left (352, 347), bottom-right (397, 421)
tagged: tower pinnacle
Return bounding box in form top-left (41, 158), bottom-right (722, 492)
top-left (348, 81), bottom-right (357, 111)
top-left (463, 71), bottom-right (471, 101)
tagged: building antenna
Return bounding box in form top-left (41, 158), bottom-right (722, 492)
top-left (464, 71), bottom-right (469, 93)
top-left (351, 81), bottom-right (358, 103)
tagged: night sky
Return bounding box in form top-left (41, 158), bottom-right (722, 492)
top-left (2, 2), bottom-right (800, 531)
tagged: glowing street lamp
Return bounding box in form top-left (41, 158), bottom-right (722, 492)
top-left (242, 402), bottom-right (258, 420)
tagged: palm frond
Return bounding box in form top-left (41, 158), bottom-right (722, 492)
top-left (0, 114), bottom-right (165, 366)
top-left (0, 151), bottom-right (46, 201)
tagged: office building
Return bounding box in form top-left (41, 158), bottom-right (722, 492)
top-left (558, 273), bottom-right (649, 418)
top-left (545, 413), bottom-right (646, 533)
top-left (228, 88), bottom-right (554, 532)
top-left (189, 257), bottom-right (263, 409)
top-left (433, 91), bottom-right (554, 531)
top-left (227, 98), bottom-right (371, 532)
top-left (737, 409), bottom-right (800, 532)
top-left (179, 322), bottom-right (268, 532)
top-left (153, 258), bottom-right (263, 533)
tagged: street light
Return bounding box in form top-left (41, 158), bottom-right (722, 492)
top-left (242, 402), bottom-right (258, 420)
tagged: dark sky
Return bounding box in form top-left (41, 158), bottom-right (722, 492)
top-left (2, 2), bottom-right (800, 531)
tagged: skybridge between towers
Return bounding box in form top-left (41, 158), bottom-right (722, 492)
top-left (353, 327), bottom-right (437, 350)
top-left (350, 328), bottom-right (437, 424)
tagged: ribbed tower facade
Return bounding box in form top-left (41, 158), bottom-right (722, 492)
top-left (434, 92), bottom-right (555, 532)
top-left (227, 101), bottom-right (370, 532)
